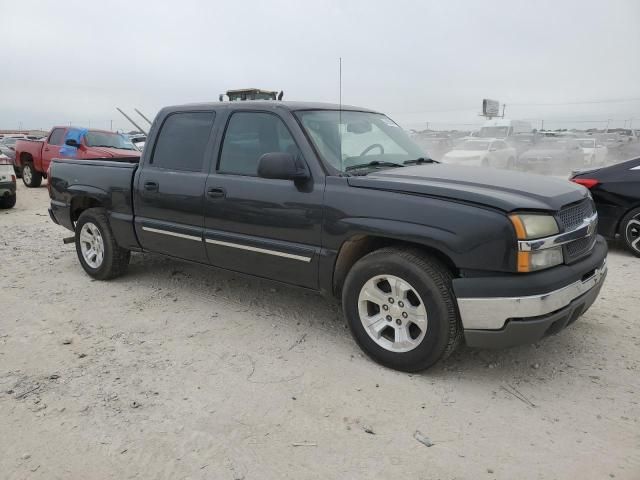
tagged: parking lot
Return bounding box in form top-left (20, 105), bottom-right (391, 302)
top-left (0, 182), bottom-right (637, 479)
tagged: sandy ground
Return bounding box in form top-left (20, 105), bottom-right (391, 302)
top-left (1, 181), bottom-right (639, 480)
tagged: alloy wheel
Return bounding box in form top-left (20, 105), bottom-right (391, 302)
top-left (357, 274), bottom-right (428, 353)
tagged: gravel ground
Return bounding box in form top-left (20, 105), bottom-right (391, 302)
top-left (1, 182), bottom-right (639, 480)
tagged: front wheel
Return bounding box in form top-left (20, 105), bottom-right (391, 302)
top-left (0, 194), bottom-right (16, 209)
top-left (342, 247), bottom-right (461, 372)
top-left (75, 208), bottom-right (131, 280)
top-left (22, 163), bottom-right (42, 188)
top-left (620, 207), bottom-right (640, 258)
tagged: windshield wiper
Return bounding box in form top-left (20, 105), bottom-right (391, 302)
top-left (403, 157), bottom-right (438, 165)
top-left (345, 161), bottom-right (405, 172)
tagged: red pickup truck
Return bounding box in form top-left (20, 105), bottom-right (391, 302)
top-left (15, 127), bottom-right (141, 187)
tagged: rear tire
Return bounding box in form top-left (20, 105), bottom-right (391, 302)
top-left (75, 208), bottom-right (131, 280)
top-left (22, 163), bottom-right (42, 188)
top-left (342, 247), bottom-right (461, 372)
top-left (0, 194), bottom-right (16, 209)
top-left (619, 207), bottom-right (640, 258)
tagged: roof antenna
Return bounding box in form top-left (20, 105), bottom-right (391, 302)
top-left (339, 56), bottom-right (343, 171)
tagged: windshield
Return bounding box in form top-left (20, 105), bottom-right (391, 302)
top-left (479, 126), bottom-right (509, 138)
top-left (578, 139), bottom-right (595, 148)
top-left (295, 110), bottom-right (425, 172)
top-left (84, 131), bottom-right (136, 150)
top-left (460, 140), bottom-right (491, 151)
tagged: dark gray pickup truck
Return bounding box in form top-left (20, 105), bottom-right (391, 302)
top-left (48, 101), bottom-right (607, 371)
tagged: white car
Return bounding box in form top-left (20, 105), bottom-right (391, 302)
top-left (442, 138), bottom-right (517, 169)
top-left (578, 138), bottom-right (607, 166)
top-left (0, 153), bottom-right (17, 209)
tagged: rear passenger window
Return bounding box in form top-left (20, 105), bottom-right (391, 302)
top-left (218, 112), bottom-right (300, 176)
top-left (49, 128), bottom-right (65, 146)
top-left (151, 112), bottom-right (215, 171)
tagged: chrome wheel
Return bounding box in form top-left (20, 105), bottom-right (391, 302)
top-left (626, 215), bottom-right (640, 253)
top-left (358, 274), bottom-right (428, 353)
top-left (79, 222), bottom-right (105, 268)
top-left (23, 164), bottom-right (32, 185)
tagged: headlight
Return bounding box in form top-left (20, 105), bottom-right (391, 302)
top-left (517, 246), bottom-right (564, 272)
top-left (510, 214), bottom-right (562, 272)
top-left (509, 213), bottom-right (559, 240)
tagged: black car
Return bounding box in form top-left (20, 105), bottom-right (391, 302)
top-left (571, 157), bottom-right (640, 257)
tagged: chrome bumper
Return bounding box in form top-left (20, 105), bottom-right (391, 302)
top-left (457, 258), bottom-right (607, 330)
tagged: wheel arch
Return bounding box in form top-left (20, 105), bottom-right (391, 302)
top-left (19, 152), bottom-right (33, 167)
top-left (69, 188), bottom-right (110, 223)
top-left (332, 234), bottom-right (459, 297)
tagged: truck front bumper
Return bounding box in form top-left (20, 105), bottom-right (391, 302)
top-left (453, 236), bottom-right (608, 348)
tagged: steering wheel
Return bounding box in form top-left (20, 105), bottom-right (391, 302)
top-left (360, 143), bottom-right (385, 156)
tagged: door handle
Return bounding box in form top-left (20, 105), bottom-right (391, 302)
top-left (144, 181), bottom-right (159, 191)
top-left (207, 187), bottom-right (226, 198)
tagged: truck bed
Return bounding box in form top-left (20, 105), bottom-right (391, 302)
top-left (49, 157), bottom-right (141, 250)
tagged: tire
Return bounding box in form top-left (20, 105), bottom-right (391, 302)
top-left (342, 247), bottom-right (461, 372)
top-left (619, 207), bottom-right (640, 258)
top-left (75, 208), bottom-right (131, 280)
top-left (0, 194), bottom-right (16, 209)
top-left (22, 163), bottom-right (42, 188)
top-left (13, 166), bottom-right (22, 178)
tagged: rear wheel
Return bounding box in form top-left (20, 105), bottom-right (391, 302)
top-left (0, 194), bottom-right (16, 209)
top-left (75, 208), bottom-right (131, 279)
top-left (620, 207), bottom-right (640, 258)
top-left (22, 163), bottom-right (42, 188)
top-left (342, 247), bottom-right (461, 372)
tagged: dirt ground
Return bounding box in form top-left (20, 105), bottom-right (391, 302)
top-left (1, 181), bottom-right (639, 480)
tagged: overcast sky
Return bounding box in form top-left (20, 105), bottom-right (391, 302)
top-left (1, 0), bottom-right (639, 132)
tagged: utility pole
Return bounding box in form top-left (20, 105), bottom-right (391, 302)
top-left (110, 119), bottom-right (113, 131)
top-left (501, 104), bottom-right (506, 118)
top-left (605, 119), bottom-right (611, 133)
top-left (541, 119), bottom-right (544, 131)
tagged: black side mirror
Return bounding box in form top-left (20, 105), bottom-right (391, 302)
top-left (65, 139), bottom-right (80, 148)
top-left (258, 152), bottom-right (309, 181)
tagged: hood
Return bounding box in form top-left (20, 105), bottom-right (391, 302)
top-left (443, 150), bottom-right (485, 159)
top-left (88, 146), bottom-right (141, 158)
top-left (347, 164), bottom-right (587, 212)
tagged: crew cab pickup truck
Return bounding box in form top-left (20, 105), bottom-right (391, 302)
top-left (48, 101), bottom-right (608, 371)
top-left (15, 127), bottom-right (140, 187)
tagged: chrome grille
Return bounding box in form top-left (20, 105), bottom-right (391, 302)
top-left (565, 234), bottom-right (596, 259)
top-left (558, 198), bottom-right (598, 262)
top-left (558, 199), bottom-right (595, 231)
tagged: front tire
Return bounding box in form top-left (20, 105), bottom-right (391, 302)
top-left (620, 207), bottom-right (640, 258)
top-left (0, 194), bottom-right (16, 209)
top-left (342, 247), bottom-right (461, 372)
top-left (22, 163), bottom-right (42, 188)
top-left (75, 208), bottom-right (131, 280)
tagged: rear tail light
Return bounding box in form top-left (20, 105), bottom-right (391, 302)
top-left (571, 178), bottom-right (599, 189)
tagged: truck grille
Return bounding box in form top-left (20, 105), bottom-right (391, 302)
top-left (558, 198), bottom-right (597, 262)
top-left (558, 198), bottom-right (595, 231)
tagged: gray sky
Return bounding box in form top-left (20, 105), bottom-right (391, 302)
top-left (1, 0), bottom-right (639, 132)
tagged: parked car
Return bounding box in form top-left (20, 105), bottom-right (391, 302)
top-left (0, 153), bottom-right (17, 209)
top-left (442, 138), bottom-right (517, 169)
top-left (517, 137), bottom-right (584, 173)
top-left (412, 136), bottom-right (452, 161)
top-left (577, 138), bottom-right (607, 166)
top-left (0, 137), bottom-right (19, 176)
top-left (48, 101), bottom-right (607, 372)
top-left (507, 132), bottom-right (540, 156)
top-left (571, 157), bottom-right (640, 257)
top-left (15, 127), bottom-right (141, 187)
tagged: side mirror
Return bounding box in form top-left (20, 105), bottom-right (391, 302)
top-left (257, 152), bottom-right (309, 181)
top-left (65, 139), bottom-right (80, 148)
